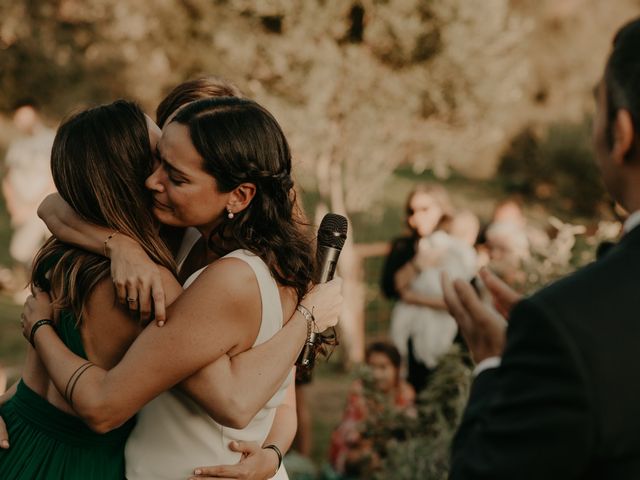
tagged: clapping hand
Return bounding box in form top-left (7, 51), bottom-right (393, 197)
top-left (441, 268), bottom-right (522, 364)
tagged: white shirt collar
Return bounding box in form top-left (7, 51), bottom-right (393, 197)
top-left (623, 210), bottom-right (640, 234)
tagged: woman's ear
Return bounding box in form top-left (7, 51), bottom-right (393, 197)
top-left (227, 182), bottom-right (257, 215)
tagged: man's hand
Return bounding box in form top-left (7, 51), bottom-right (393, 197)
top-left (189, 441), bottom-right (280, 479)
top-left (442, 272), bottom-right (508, 364)
top-left (478, 268), bottom-right (522, 318)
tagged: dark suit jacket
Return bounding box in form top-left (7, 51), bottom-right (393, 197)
top-left (450, 225), bottom-right (640, 479)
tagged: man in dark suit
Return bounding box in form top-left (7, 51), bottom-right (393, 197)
top-left (442, 18), bottom-right (640, 479)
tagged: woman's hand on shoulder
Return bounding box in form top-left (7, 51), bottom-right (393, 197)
top-left (21, 289), bottom-right (53, 342)
top-left (188, 441), bottom-right (279, 480)
top-left (108, 234), bottom-right (167, 326)
top-left (300, 277), bottom-right (343, 332)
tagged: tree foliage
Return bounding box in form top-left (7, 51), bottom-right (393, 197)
top-left (2, 0), bottom-right (637, 217)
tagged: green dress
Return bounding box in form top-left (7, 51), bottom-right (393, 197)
top-left (0, 309), bottom-right (136, 479)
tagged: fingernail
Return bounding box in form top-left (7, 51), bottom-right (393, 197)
top-left (1, 440), bottom-right (9, 448)
top-left (157, 321), bottom-right (165, 327)
top-left (194, 469), bottom-right (202, 475)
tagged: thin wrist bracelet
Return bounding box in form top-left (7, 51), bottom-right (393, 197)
top-left (296, 303), bottom-right (315, 324)
top-left (263, 444), bottom-right (283, 473)
top-left (29, 319), bottom-right (54, 347)
top-left (103, 231), bottom-right (119, 257)
top-left (296, 304), bottom-right (316, 337)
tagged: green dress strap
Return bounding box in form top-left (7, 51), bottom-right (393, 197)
top-left (57, 309), bottom-right (87, 358)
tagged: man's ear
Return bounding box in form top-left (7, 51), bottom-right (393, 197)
top-left (227, 182), bottom-right (257, 215)
top-left (611, 109), bottom-right (635, 165)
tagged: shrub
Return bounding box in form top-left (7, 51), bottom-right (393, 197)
top-left (498, 121), bottom-right (607, 216)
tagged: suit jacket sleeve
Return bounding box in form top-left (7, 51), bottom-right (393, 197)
top-left (450, 298), bottom-right (595, 480)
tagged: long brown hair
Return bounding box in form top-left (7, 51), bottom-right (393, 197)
top-left (32, 100), bottom-right (176, 322)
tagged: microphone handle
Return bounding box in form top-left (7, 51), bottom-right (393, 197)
top-left (296, 245), bottom-right (343, 381)
top-left (314, 246), bottom-right (342, 283)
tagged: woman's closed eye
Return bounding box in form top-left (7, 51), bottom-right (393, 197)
top-left (169, 174), bottom-right (186, 186)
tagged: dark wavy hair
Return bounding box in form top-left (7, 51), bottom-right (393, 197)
top-left (32, 100), bottom-right (176, 321)
top-left (171, 97), bottom-right (314, 300)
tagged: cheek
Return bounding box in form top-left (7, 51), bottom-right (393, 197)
top-left (383, 367), bottom-right (396, 381)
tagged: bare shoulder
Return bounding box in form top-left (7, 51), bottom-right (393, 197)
top-left (191, 256), bottom-right (259, 301)
top-left (185, 257), bottom-right (261, 353)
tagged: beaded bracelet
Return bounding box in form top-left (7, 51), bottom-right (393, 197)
top-left (295, 304), bottom-right (316, 333)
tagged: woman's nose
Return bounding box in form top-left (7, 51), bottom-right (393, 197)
top-left (145, 165), bottom-right (165, 193)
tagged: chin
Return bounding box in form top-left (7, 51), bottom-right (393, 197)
top-left (153, 208), bottom-right (183, 228)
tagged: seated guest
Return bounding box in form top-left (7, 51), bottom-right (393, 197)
top-left (329, 342), bottom-right (414, 478)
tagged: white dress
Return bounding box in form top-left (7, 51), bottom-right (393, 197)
top-left (125, 228), bottom-right (292, 479)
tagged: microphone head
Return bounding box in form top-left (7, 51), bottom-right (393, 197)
top-left (317, 213), bottom-right (348, 250)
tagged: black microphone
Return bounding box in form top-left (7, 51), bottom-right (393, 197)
top-left (296, 213), bottom-right (348, 378)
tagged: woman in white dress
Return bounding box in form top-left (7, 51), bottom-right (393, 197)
top-left (20, 97), bottom-right (341, 479)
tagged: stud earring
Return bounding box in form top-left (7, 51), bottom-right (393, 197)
top-left (227, 209), bottom-right (235, 219)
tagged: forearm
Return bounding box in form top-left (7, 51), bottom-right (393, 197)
top-left (179, 314), bottom-right (307, 428)
top-left (393, 261), bottom-right (419, 294)
top-left (31, 326), bottom-right (124, 432)
top-left (38, 193), bottom-right (113, 254)
top-left (263, 379), bottom-right (297, 453)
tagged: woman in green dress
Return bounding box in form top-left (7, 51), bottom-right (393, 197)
top-left (0, 100), bottom-right (177, 478)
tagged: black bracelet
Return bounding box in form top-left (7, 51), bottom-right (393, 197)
top-left (29, 319), bottom-right (54, 348)
top-left (263, 444), bottom-right (283, 473)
